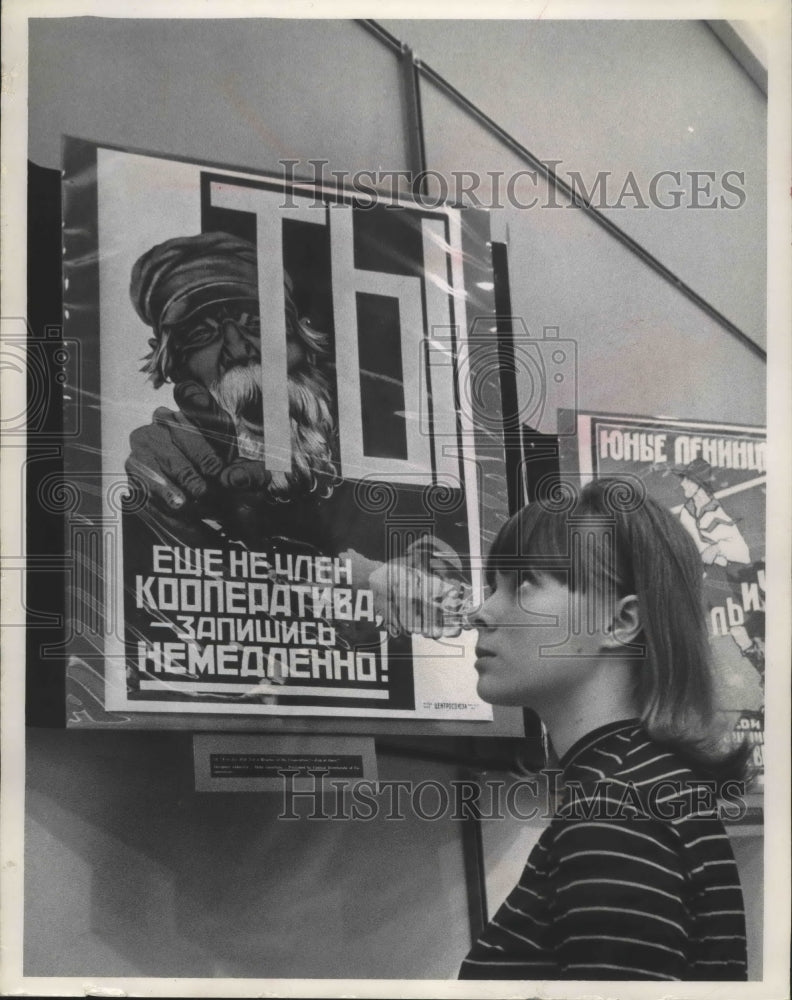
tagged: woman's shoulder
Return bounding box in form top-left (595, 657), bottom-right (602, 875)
top-left (560, 724), bottom-right (730, 831)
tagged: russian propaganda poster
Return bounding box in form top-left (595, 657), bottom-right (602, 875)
top-left (61, 139), bottom-right (507, 722)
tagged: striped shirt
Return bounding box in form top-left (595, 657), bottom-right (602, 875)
top-left (459, 719), bottom-right (747, 981)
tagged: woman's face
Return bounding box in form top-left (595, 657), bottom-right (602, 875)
top-left (473, 571), bottom-right (606, 708)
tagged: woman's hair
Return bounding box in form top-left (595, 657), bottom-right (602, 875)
top-left (487, 476), bottom-right (752, 784)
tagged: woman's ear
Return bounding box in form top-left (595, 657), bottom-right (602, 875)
top-left (603, 594), bottom-right (642, 648)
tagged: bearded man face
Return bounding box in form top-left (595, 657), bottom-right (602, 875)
top-left (162, 295), bottom-right (338, 500)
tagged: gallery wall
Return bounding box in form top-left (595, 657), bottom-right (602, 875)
top-left (25, 16), bottom-right (765, 979)
top-left (385, 17), bottom-right (767, 351)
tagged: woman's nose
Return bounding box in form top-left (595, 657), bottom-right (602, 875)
top-left (470, 592), bottom-right (495, 630)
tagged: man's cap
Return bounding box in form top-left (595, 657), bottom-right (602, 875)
top-left (672, 457), bottom-right (715, 489)
top-left (130, 232), bottom-right (261, 332)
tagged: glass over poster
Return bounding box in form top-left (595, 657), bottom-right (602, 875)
top-left (60, 138), bottom-right (510, 726)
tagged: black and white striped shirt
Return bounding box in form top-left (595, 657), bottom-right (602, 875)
top-left (459, 719), bottom-right (747, 981)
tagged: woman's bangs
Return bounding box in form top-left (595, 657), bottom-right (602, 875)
top-left (485, 503), bottom-right (569, 588)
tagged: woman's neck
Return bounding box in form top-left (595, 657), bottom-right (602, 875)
top-left (539, 658), bottom-right (640, 760)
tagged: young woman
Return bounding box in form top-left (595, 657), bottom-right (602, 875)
top-left (459, 477), bottom-right (750, 982)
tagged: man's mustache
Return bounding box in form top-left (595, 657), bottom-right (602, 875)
top-left (209, 363), bottom-right (263, 422)
top-left (207, 361), bottom-right (337, 488)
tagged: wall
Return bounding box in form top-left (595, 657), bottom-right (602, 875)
top-left (419, 81), bottom-right (766, 430)
top-left (26, 16), bottom-right (765, 981)
top-left (25, 730), bottom-right (471, 978)
top-left (384, 17), bottom-right (767, 350)
top-left (28, 18), bottom-right (407, 180)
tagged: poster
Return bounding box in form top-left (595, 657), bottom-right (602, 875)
top-left (571, 412), bottom-right (766, 772)
top-left (61, 138), bottom-right (502, 722)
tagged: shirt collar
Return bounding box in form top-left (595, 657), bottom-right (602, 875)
top-left (558, 717), bottom-right (642, 775)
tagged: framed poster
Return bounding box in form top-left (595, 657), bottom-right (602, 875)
top-left (58, 138), bottom-right (517, 730)
top-left (563, 411), bottom-right (766, 777)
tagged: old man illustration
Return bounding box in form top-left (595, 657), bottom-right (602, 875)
top-left (124, 231), bottom-right (468, 638)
